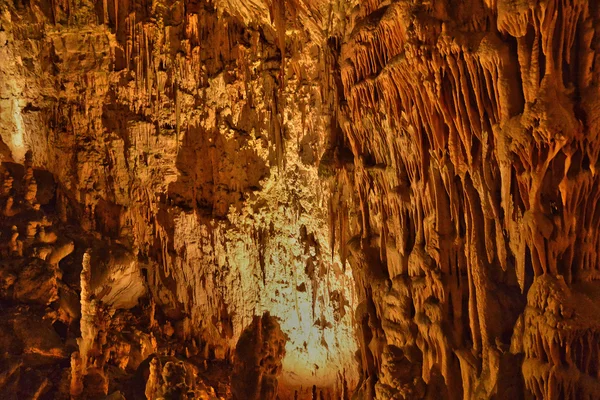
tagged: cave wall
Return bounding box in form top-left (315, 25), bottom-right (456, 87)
top-left (332, 0), bottom-right (600, 399)
top-left (0, 0), bottom-right (358, 394)
top-left (1, 0), bottom-right (600, 398)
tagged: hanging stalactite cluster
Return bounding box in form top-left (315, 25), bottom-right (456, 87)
top-left (331, 0), bottom-right (600, 399)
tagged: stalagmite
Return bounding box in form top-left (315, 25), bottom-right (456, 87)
top-left (78, 250), bottom-right (94, 374)
top-left (231, 312), bottom-right (287, 400)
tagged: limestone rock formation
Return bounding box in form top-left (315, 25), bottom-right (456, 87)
top-left (332, 0), bottom-right (600, 399)
top-left (0, 0), bottom-right (599, 398)
top-left (231, 312), bottom-right (287, 400)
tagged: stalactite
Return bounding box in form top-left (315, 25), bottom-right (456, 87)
top-left (334, 0), bottom-right (600, 398)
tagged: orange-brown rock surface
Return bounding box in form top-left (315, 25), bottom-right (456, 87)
top-left (231, 312), bottom-right (286, 400)
top-left (0, 0), bottom-right (599, 398)
top-left (332, 0), bottom-right (600, 399)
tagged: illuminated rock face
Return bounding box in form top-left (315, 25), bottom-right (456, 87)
top-left (1, 0), bottom-right (600, 399)
top-left (0, 0), bottom-right (357, 397)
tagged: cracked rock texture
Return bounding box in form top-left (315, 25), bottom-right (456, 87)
top-left (0, 0), bottom-right (600, 399)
